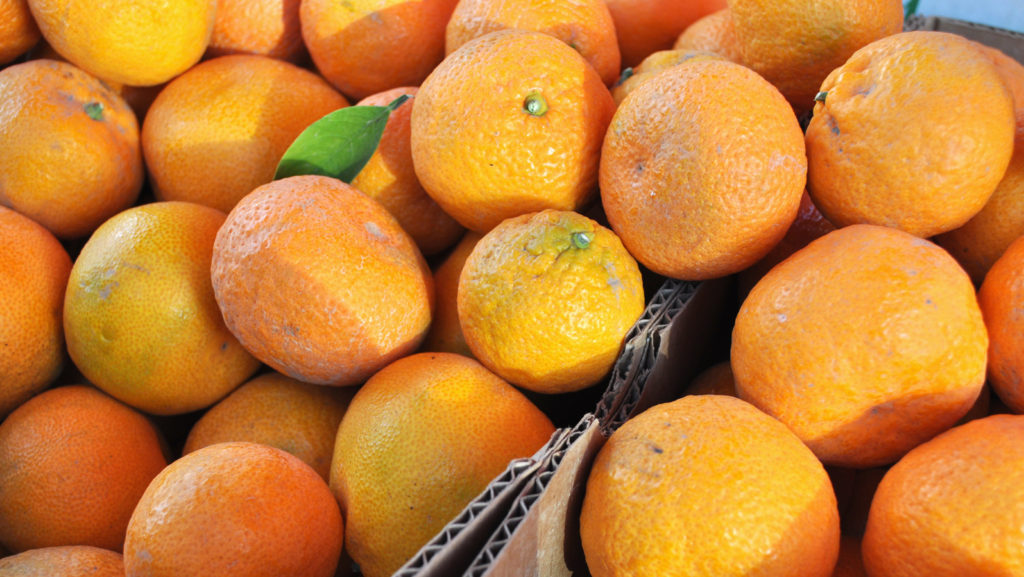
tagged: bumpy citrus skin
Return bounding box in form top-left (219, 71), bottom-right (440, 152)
top-left (142, 54), bottom-right (349, 215)
top-left (0, 545), bottom-right (125, 576)
top-left (863, 414), bottom-right (1024, 577)
top-left (124, 442), bottom-right (344, 577)
top-left (610, 48), bottom-right (725, 106)
top-left (0, 207), bottom-right (71, 418)
top-left (0, 0), bottom-right (40, 65)
top-left (581, 395), bottom-right (840, 577)
top-left (732, 224), bottom-right (989, 468)
top-left (331, 352), bottom-right (555, 577)
top-left (672, 8), bottom-right (742, 61)
top-left (727, 0), bottom-right (904, 111)
top-left (301, 0), bottom-right (458, 100)
top-left (600, 58), bottom-right (806, 281)
top-left (351, 87), bottom-right (465, 256)
top-left (445, 0), bottom-right (621, 86)
top-left (604, 0), bottom-right (726, 67)
top-left (64, 202), bottom-right (261, 416)
top-left (421, 231), bottom-right (482, 357)
top-left (411, 29), bottom-right (615, 234)
top-left (27, 0), bottom-right (215, 86)
top-left (211, 175), bottom-right (434, 387)
top-left (806, 31), bottom-right (1015, 238)
top-left (978, 235), bottom-right (1024, 413)
top-left (206, 0), bottom-right (305, 62)
top-left (0, 59), bottom-right (143, 239)
top-left (457, 209), bottom-right (645, 393)
top-left (0, 385), bottom-right (168, 553)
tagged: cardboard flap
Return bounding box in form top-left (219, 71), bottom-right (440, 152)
top-left (906, 14), bottom-right (1024, 63)
top-left (392, 430), bottom-right (560, 577)
top-left (468, 414), bottom-right (605, 577)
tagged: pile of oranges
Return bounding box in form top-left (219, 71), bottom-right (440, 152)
top-left (1, 0), bottom-right (1024, 575)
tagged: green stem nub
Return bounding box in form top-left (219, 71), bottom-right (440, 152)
top-left (572, 231), bottom-right (592, 249)
top-left (84, 101), bottom-right (104, 121)
top-left (814, 91), bottom-right (828, 104)
top-left (523, 91), bottom-right (548, 117)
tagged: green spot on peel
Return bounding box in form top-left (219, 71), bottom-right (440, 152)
top-left (84, 102), bottom-right (104, 121)
top-left (524, 92), bottom-right (548, 117)
top-left (572, 231), bottom-right (592, 249)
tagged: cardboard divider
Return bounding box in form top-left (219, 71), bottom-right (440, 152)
top-left (905, 14), bottom-right (1024, 62)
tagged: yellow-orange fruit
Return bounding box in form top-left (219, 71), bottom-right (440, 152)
top-left (0, 0), bottom-right (40, 65)
top-left (420, 231), bottom-right (482, 357)
top-left (604, 0), bottom-right (727, 67)
top-left (330, 352), bottom-right (555, 577)
top-left (0, 206), bottom-right (71, 417)
top-left (0, 545), bottom-right (125, 576)
top-left (672, 8), bottom-right (742, 62)
top-left (732, 224), bottom-right (989, 468)
top-left (978, 234), bottom-right (1024, 414)
top-left (124, 442), bottom-right (344, 577)
top-left (0, 385), bottom-right (167, 553)
top-left (205, 0), bottom-right (305, 62)
top-left (211, 175), bottom-right (434, 387)
top-left (411, 29), bottom-right (615, 233)
top-left (580, 394), bottom-right (840, 577)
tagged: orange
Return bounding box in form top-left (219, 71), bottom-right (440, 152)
top-left (580, 394), bottom-right (840, 577)
top-left (457, 209), bottom-right (645, 393)
top-left (141, 54), bottom-right (349, 214)
top-left (604, 0), bottom-right (726, 67)
top-left (182, 371), bottom-right (354, 481)
top-left (211, 175), bottom-right (434, 387)
top-left (444, 0), bottom-right (621, 86)
top-left (831, 536), bottom-right (868, 577)
top-left (862, 414), bottom-right (1024, 576)
top-left (672, 7), bottom-right (742, 62)
top-left (686, 360), bottom-right (736, 396)
top-left (0, 385), bottom-right (167, 553)
top-left (27, 0), bottom-right (215, 86)
top-left (0, 59), bottom-right (143, 239)
top-left (600, 58), bottom-right (806, 281)
top-left (736, 190), bottom-right (836, 299)
top-left (0, 0), bottom-right (40, 65)
top-left (124, 442), bottom-right (344, 577)
top-left (205, 0), bottom-right (305, 62)
top-left (351, 87), bottom-right (465, 256)
top-left (978, 234), bottom-right (1024, 414)
top-left (806, 31), bottom-right (1015, 238)
top-left (0, 545), bottom-right (124, 576)
top-left (0, 206), bottom-right (71, 418)
top-left (300, 0), bottom-right (458, 101)
top-left (933, 45), bottom-right (1024, 285)
top-left (610, 48), bottom-right (725, 106)
top-left (420, 231), bottom-right (482, 357)
top-left (330, 352), bottom-right (555, 577)
top-left (731, 224), bottom-right (989, 468)
top-left (63, 201), bottom-right (261, 416)
top-left (727, 0), bottom-right (903, 112)
top-left (410, 28), bottom-right (615, 233)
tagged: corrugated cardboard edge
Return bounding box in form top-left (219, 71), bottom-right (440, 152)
top-left (391, 431), bottom-right (559, 577)
top-left (906, 14), bottom-right (1024, 62)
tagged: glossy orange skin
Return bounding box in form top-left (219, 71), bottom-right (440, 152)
top-left (732, 224), bottom-right (989, 468)
top-left (0, 0), bottom-right (40, 65)
top-left (600, 58), bottom-right (806, 281)
top-left (300, 0), bottom-right (459, 100)
top-left (581, 395), bottom-right (840, 577)
top-left (411, 29), bottom-right (615, 234)
top-left (0, 545), bottom-right (125, 576)
top-left (205, 0), bottom-right (306, 62)
top-left (211, 175), bottom-right (434, 387)
top-left (445, 0), bottom-right (621, 86)
top-left (610, 48), bottom-right (725, 106)
top-left (672, 8), bottom-right (742, 62)
top-left (978, 234), bottom-right (1024, 413)
top-left (141, 54), bottom-right (349, 214)
top-left (0, 59), bottom-right (143, 239)
top-left (0, 385), bottom-right (168, 553)
top-left (27, 0), bottom-right (215, 86)
top-left (351, 87), bottom-right (465, 256)
top-left (420, 231), bottom-right (481, 357)
top-left (727, 0), bottom-right (904, 112)
top-left (124, 442), bottom-right (344, 577)
top-left (604, 0), bottom-right (726, 67)
top-left (330, 352), bottom-right (555, 577)
top-left (183, 371), bottom-right (354, 481)
top-left (806, 31), bottom-right (1015, 238)
top-left (0, 206), bottom-right (71, 417)
top-left (863, 414), bottom-right (1024, 576)
top-left (63, 201), bottom-right (261, 416)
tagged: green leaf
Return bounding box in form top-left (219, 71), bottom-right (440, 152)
top-left (274, 94), bottom-right (411, 182)
top-left (904, 0), bottom-right (919, 18)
